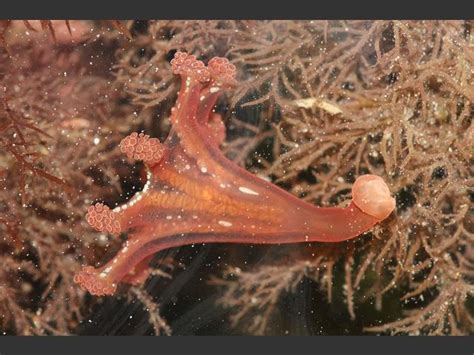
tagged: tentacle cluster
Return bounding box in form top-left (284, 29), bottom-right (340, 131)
top-left (85, 203), bottom-right (121, 236)
top-left (74, 266), bottom-right (117, 296)
top-left (171, 51), bottom-right (237, 87)
top-left (208, 57), bottom-right (237, 86)
top-left (170, 51), bottom-right (210, 83)
top-left (119, 132), bottom-right (165, 165)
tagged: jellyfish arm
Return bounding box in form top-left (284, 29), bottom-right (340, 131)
top-left (74, 51), bottom-right (396, 296)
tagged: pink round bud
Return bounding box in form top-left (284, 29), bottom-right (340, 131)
top-left (351, 174), bottom-right (396, 220)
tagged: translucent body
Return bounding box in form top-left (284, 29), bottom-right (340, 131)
top-left (74, 52), bottom-right (395, 296)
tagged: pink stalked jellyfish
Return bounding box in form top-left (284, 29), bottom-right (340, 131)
top-left (74, 51), bottom-right (396, 296)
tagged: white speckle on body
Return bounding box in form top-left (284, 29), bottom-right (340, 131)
top-left (218, 220), bottom-right (233, 227)
top-left (238, 186), bottom-right (259, 196)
